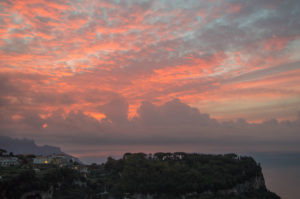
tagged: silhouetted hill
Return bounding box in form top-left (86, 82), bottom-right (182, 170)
top-left (0, 152), bottom-right (280, 199)
top-left (0, 136), bottom-right (63, 155)
top-left (101, 152), bottom-right (280, 199)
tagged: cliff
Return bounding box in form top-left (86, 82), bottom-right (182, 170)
top-left (0, 152), bottom-right (280, 199)
top-left (101, 152), bottom-right (280, 199)
top-left (218, 175), bottom-right (265, 195)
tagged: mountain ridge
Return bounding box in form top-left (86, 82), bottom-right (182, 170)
top-left (0, 135), bottom-right (64, 155)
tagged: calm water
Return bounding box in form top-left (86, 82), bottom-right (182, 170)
top-left (251, 152), bottom-right (300, 199)
top-left (263, 167), bottom-right (300, 199)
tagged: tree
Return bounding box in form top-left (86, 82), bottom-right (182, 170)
top-left (0, 148), bottom-right (7, 156)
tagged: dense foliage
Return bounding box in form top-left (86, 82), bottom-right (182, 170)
top-left (104, 153), bottom-right (264, 195)
top-left (0, 168), bottom-right (93, 199)
top-left (0, 169), bottom-right (47, 199)
top-left (0, 153), bottom-right (281, 199)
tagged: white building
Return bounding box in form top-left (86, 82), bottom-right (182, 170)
top-left (33, 156), bottom-right (51, 164)
top-left (33, 154), bottom-right (74, 165)
top-left (50, 154), bottom-right (73, 161)
top-left (49, 154), bottom-right (75, 166)
top-left (0, 157), bottom-right (19, 167)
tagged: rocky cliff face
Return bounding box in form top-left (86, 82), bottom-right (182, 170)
top-left (218, 175), bottom-right (266, 195)
top-left (123, 175), bottom-right (268, 199)
top-left (20, 189), bottom-right (53, 199)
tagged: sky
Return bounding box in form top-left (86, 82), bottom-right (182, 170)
top-left (0, 0), bottom-right (300, 197)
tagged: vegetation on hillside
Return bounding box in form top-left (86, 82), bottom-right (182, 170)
top-left (0, 152), bottom-right (281, 199)
top-left (103, 152), bottom-right (280, 198)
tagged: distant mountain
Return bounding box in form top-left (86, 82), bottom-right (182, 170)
top-left (0, 135), bottom-right (63, 155)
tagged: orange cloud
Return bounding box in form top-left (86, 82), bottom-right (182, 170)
top-left (1, 0), bottom-right (300, 126)
top-left (264, 36), bottom-right (291, 51)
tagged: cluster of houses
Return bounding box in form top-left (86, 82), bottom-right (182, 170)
top-left (32, 154), bottom-right (89, 176)
top-left (0, 148), bottom-right (91, 179)
top-left (0, 153), bottom-right (77, 167)
top-left (0, 156), bottom-right (19, 167)
top-left (33, 154), bottom-right (77, 166)
top-left (0, 151), bottom-right (87, 171)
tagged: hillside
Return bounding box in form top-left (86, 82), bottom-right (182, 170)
top-left (0, 152), bottom-right (280, 199)
top-left (102, 152), bottom-right (280, 199)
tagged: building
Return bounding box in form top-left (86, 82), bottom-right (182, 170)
top-left (73, 165), bottom-right (89, 177)
top-left (33, 154), bottom-right (75, 166)
top-left (33, 156), bottom-right (51, 164)
top-left (0, 157), bottom-right (19, 167)
top-left (50, 154), bottom-right (73, 166)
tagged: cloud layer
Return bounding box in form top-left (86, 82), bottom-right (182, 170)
top-left (1, 96), bottom-right (300, 160)
top-left (1, 0), bottom-right (300, 159)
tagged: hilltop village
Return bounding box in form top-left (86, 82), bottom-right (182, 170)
top-left (0, 149), bottom-right (88, 176)
top-left (0, 151), bottom-right (280, 199)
